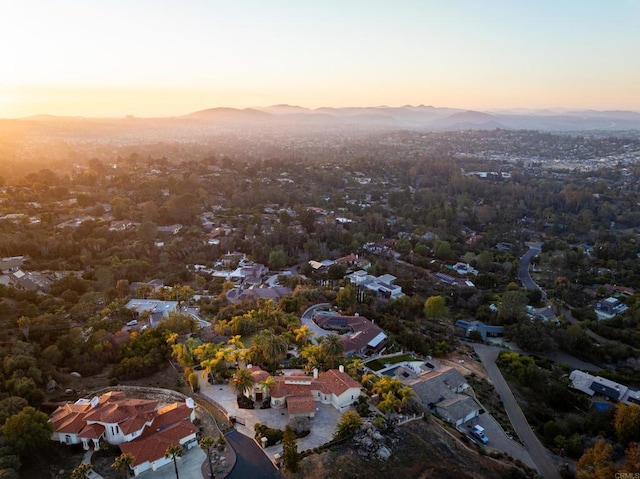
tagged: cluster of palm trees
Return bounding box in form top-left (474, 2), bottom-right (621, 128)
top-left (360, 374), bottom-right (415, 417)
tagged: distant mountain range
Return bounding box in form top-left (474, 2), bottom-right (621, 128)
top-left (183, 105), bottom-right (640, 131)
top-left (13, 105), bottom-right (640, 132)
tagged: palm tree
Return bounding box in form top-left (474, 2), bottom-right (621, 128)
top-left (256, 330), bottom-right (288, 372)
top-left (229, 368), bottom-right (256, 397)
top-left (259, 376), bottom-right (277, 400)
top-left (165, 444), bottom-right (184, 479)
top-left (199, 436), bottom-right (215, 478)
top-left (227, 335), bottom-right (245, 349)
top-left (293, 325), bottom-right (313, 347)
top-left (398, 386), bottom-right (416, 409)
top-left (112, 453), bottom-right (134, 479)
top-left (346, 358), bottom-right (365, 378)
top-left (70, 463), bottom-right (93, 479)
top-left (300, 344), bottom-right (324, 372)
top-left (321, 334), bottom-right (344, 369)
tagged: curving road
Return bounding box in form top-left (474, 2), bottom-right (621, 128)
top-left (518, 242), bottom-right (546, 299)
top-left (474, 344), bottom-right (560, 479)
top-left (300, 303), bottom-right (332, 340)
top-left (226, 430), bottom-right (282, 479)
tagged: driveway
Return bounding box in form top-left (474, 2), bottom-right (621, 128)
top-left (300, 303), bottom-right (332, 340)
top-left (466, 413), bottom-right (535, 468)
top-left (137, 446), bottom-right (206, 479)
top-left (518, 242), bottom-right (545, 298)
top-left (226, 430), bottom-right (282, 479)
top-left (198, 371), bottom-right (342, 459)
top-left (474, 344), bottom-right (561, 479)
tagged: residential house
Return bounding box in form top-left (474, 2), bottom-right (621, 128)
top-left (125, 299), bottom-right (179, 326)
top-left (346, 270), bottom-right (403, 299)
top-left (157, 224), bottom-right (182, 235)
top-left (50, 391), bottom-right (197, 477)
top-left (594, 297), bottom-right (628, 320)
top-left (313, 312), bottom-right (388, 356)
top-left (454, 320), bottom-right (504, 340)
top-left (263, 366), bottom-right (362, 418)
top-left (409, 364), bottom-right (480, 426)
top-left (569, 370), bottom-right (640, 406)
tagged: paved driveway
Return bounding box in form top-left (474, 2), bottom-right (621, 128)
top-left (226, 430), bottom-right (282, 479)
top-left (300, 303), bottom-right (332, 340)
top-left (474, 344), bottom-right (560, 479)
top-left (137, 446), bottom-right (206, 479)
top-left (466, 413), bottom-right (535, 468)
top-left (198, 372), bottom-right (342, 459)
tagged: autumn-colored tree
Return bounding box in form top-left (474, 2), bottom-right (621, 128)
top-left (625, 442), bottom-right (640, 473)
top-left (576, 438), bottom-right (614, 479)
top-left (424, 295), bottom-right (447, 320)
top-left (615, 403), bottom-right (640, 444)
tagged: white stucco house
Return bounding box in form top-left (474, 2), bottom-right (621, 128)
top-left (50, 391), bottom-right (198, 476)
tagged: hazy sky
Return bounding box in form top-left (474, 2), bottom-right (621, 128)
top-left (2, 0), bottom-right (639, 117)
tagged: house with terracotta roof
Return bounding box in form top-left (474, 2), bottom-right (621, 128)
top-left (50, 391), bottom-right (197, 476)
top-left (245, 366), bottom-right (362, 418)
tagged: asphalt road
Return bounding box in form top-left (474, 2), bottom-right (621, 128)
top-left (518, 242), bottom-right (545, 297)
top-left (474, 344), bottom-right (561, 479)
top-left (226, 430), bottom-right (282, 479)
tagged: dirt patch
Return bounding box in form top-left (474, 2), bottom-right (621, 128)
top-left (440, 346), bottom-right (488, 380)
top-left (282, 420), bottom-right (531, 479)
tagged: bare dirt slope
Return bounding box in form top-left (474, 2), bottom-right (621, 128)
top-left (283, 420), bottom-right (528, 479)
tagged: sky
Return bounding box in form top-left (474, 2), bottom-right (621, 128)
top-left (1, 0), bottom-right (639, 117)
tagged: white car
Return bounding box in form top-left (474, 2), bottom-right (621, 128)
top-left (470, 425), bottom-right (489, 444)
top-left (126, 319), bottom-right (138, 327)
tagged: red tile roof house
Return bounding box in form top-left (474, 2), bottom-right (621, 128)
top-left (247, 366), bottom-right (362, 418)
top-left (50, 391), bottom-right (198, 476)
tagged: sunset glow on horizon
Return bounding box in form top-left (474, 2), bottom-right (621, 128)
top-left (2, 0), bottom-right (640, 118)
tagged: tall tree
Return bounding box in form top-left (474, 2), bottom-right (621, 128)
top-left (614, 403), bottom-right (640, 444)
top-left (282, 425), bottom-right (299, 472)
top-left (1, 406), bottom-right (52, 455)
top-left (199, 436), bottom-right (215, 479)
top-left (321, 334), bottom-right (344, 369)
top-left (255, 330), bottom-right (288, 372)
top-left (576, 438), bottom-right (614, 479)
top-left (424, 295), bottom-right (447, 320)
top-left (164, 444), bottom-right (184, 479)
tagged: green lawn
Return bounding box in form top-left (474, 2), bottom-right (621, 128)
top-left (365, 353), bottom-right (415, 371)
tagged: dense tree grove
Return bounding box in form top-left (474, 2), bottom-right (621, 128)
top-left (1, 126), bottom-right (640, 476)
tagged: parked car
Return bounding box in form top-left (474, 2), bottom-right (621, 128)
top-left (470, 425), bottom-right (489, 443)
top-left (126, 319), bottom-right (138, 327)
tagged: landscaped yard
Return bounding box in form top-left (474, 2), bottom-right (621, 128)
top-left (365, 354), bottom-right (415, 371)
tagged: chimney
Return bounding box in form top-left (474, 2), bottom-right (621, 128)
top-left (339, 365), bottom-right (345, 373)
top-left (313, 368), bottom-right (318, 379)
